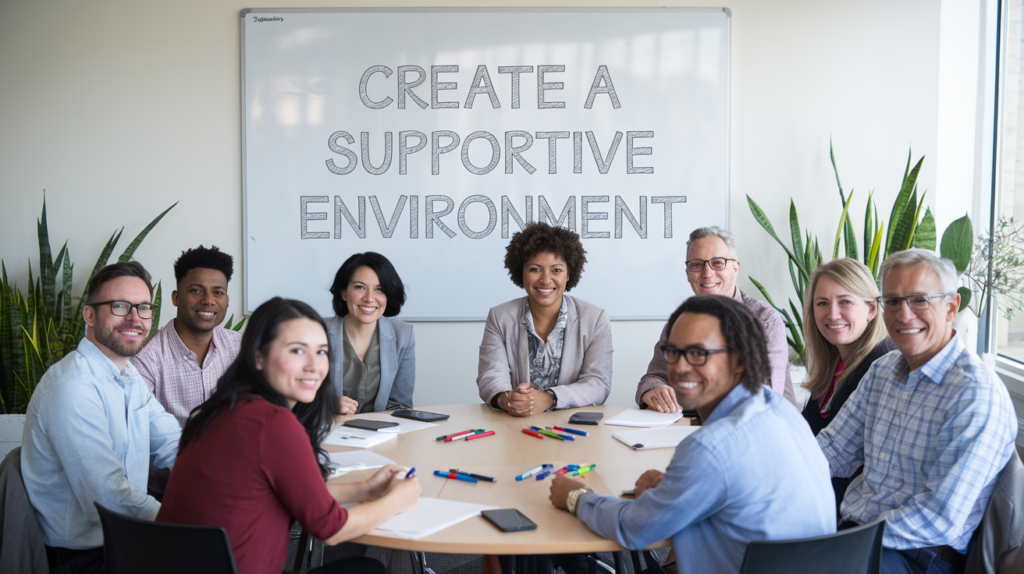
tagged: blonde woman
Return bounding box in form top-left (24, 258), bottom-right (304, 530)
top-left (801, 258), bottom-right (894, 509)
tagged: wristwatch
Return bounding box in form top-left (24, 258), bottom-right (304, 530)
top-left (546, 389), bottom-right (557, 411)
top-left (566, 487), bottom-right (592, 515)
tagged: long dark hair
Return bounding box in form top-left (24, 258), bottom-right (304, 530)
top-left (180, 297), bottom-right (340, 480)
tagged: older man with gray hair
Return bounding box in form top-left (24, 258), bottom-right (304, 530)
top-left (817, 248), bottom-right (1017, 574)
top-left (636, 226), bottom-right (796, 411)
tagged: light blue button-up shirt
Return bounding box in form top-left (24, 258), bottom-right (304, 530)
top-left (817, 335), bottom-right (1017, 553)
top-left (21, 338), bottom-right (181, 549)
top-left (576, 385), bottom-right (836, 574)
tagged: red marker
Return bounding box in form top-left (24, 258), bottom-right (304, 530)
top-left (465, 430), bottom-right (495, 441)
top-left (555, 467), bottom-right (570, 476)
top-left (444, 429), bottom-right (483, 442)
top-left (521, 428), bottom-right (544, 439)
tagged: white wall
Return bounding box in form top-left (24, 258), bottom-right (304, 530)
top-left (1, 0), bottom-right (959, 408)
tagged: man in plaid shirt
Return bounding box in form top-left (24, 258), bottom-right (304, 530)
top-left (134, 245), bottom-right (242, 428)
top-left (817, 249), bottom-right (1017, 574)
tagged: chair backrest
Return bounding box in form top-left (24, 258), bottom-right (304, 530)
top-left (0, 447), bottom-right (48, 574)
top-left (965, 448), bottom-right (1024, 574)
top-left (738, 518), bottom-right (885, 574)
top-left (94, 502), bottom-right (238, 574)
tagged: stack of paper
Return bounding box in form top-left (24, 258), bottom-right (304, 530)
top-left (604, 408), bottom-right (683, 428)
top-left (612, 426), bottom-right (699, 450)
top-left (372, 497), bottom-right (497, 539)
top-left (324, 425), bottom-right (397, 448)
top-left (328, 450), bottom-right (397, 477)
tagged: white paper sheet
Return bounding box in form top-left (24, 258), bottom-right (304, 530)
top-left (371, 497), bottom-right (497, 539)
top-left (612, 426), bottom-right (700, 450)
top-left (328, 450), bottom-right (397, 477)
top-left (323, 425), bottom-right (397, 448)
top-left (603, 408), bottom-right (683, 428)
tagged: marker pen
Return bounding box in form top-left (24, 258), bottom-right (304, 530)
top-left (553, 426), bottom-right (589, 437)
top-left (515, 465), bottom-right (545, 481)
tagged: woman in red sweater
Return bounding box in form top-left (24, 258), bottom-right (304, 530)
top-left (158, 297), bottom-right (421, 574)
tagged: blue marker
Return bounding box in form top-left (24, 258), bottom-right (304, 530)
top-left (405, 467), bottom-right (417, 479)
top-left (516, 465), bottom-right (545, 481)
top-left (535, 471), bottom-right (551, 480)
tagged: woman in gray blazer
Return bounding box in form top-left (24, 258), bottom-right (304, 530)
top-left (326, 252), bottom-right (415, 414)
top-left (477, 222), bottom-right (613, 416)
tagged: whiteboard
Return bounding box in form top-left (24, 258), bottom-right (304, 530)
top-left (241, 8), bottom-right (730, 319)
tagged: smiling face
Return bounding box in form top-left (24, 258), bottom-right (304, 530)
top-left (255, 317), bottom-right (329, 408)
top-left (84, 276), bottom-right (153, 364)
top-left (342, 266), bottom-right (387, 325)
top-left (881, 263), bottom-right (958, 371)
top-left (172, 267), bottom-right (229, 335)
top-left (666, 312), bottom-right (745, 420)
top-left (686, 236), bottom-right (739, 297)
top-left (522, 252), bottom-right (568, 312)
top-left (813, 274), bottom-right (878, 359)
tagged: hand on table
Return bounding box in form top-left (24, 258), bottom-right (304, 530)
top-left (361, 465), bottom-right (406, 501)
top-left (634, 470), bottom-right (664, 498)
top-left (642, 387), bottom-right (681, 413)
top-left (498, 382), bottom-right (554, 417)
top-left (339, 396), bottom-right (359, 415)
top-left (549, 475), bottom-right (586, 511)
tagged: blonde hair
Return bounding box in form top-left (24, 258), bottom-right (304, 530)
top-left (802, 258), bottom-right (887, 401)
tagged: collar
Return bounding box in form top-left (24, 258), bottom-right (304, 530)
top-left (703, 383), bottom-right (756, 425)
top-left (731, 286), bottom-right (743, 303)
top-left (522, 296), bottom-right (568, 337)
top-left (76, 337), bottom-right (138, 380)
top-left (168, 318), bottom-right (223, 359)
top-left (893, 333), bottom-right (965, 385)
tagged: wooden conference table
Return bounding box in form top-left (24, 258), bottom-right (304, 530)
top-left (326, 404), bottom-right (689, 555)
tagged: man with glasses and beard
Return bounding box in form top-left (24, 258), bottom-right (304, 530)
top-left (550, 295), bottom-right (834, 574)
top-left (21, 261), bottom-right (181, 574)
top-left (817, 249), bottom-right (1017, 574)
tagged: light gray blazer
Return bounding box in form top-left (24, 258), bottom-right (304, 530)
top-left (476, 295), bottom-right (613, 409)
top-left (326, 315), bottom-right (416, 412)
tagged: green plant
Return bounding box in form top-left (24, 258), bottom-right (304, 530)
top-left (746, 143), bottom-right (974, 364)
top-left (962, 216), bottom-right (1024, 320)
top-left (0, 199), bottom-right (177, 414)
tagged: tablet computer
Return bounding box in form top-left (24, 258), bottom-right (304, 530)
top-left (391, 409), bottom-right (450, 422)
top-left (343, 419), bottom-right (400, 431)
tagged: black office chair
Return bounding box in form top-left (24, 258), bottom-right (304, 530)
top-left (738, 518), bottom-right (885, 574)
top-left (94, 502), bottom-right (238, 574)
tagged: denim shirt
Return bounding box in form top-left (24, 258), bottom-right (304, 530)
top-left (21, 338), bottom-right (181, 549)
top-left (576, 385), bottom-right (836, 574)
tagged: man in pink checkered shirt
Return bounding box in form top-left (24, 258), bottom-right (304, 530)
top-left (133, 245), bottom-right (242, 428)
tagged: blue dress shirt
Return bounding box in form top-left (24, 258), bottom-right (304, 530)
top-left (576, 384), bottom-right (836, 574)
top-left (21, 338), bottom-right (181, 549)
top-left (817, 335), bottom-right (1017, 553)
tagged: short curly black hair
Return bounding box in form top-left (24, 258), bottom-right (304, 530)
top-left (665, 295), bottom-right (770, 393)
top-left (173, 245), bottom-right (234, 284)
top-left (504, 222), bottom-right (587, 291)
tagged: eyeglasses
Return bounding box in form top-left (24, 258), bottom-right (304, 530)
top-left (660, 344), bottom-right (730, 366)
top-left (684, 258), bottom-right (737, 274)
top-left (89, 300), bottom-right (157, 319)
top-left (875, 293), bottom-right (956, 314)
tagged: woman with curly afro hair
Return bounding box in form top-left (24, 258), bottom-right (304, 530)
top-left (476, 222), bottom-right (613, 416)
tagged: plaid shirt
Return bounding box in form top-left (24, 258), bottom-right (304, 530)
top-left (817, 335), bottom-right (1017, 552)
top-left (132, 319), bottom-right (242, 427)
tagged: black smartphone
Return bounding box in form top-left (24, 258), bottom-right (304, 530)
top-left (391, 409), bottom-right (450, 422)
top-left (343, 419), bottom-right (400, 431)
top-left (568, 412), bottom-right (603, 425)
top-left (481, 509), bottom-right (537, 532)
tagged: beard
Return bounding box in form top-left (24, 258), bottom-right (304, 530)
top-left (94, 320), bottom-right (150, 358)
